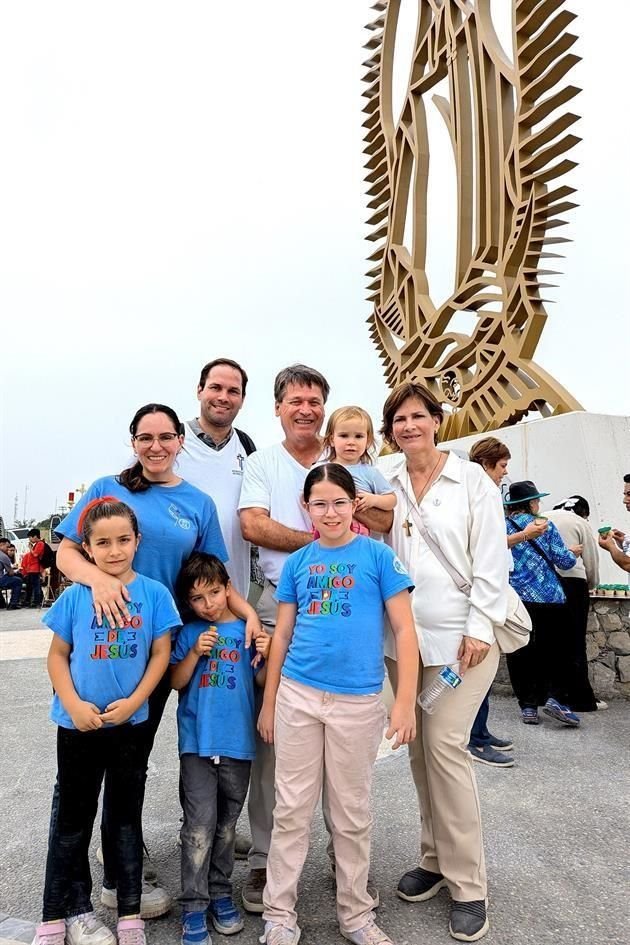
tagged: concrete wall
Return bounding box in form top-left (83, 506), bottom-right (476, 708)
top-left (491, 597), bottom-right (630, 700)
top-left (378, 411), bottom-right (630, 585)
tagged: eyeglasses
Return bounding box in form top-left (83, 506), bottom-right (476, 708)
top-left (132, 433), bottom-right (179, 445)
top-left (307, 498), bottom-right (354, 516)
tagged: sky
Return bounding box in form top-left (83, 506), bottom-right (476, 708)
top-left (1, 1), bottom-right (628, 523)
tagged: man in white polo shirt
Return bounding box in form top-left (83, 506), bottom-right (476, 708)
top-left (238, 364), bottom-right (393, 912)
top-left (177, 358), bottom-right (256, 598)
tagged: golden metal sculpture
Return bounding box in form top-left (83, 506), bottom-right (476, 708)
top-left (364, 0), bottom-right (584, 439)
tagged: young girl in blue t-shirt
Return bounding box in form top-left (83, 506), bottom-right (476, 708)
top-left (34, 498), bottom-right (180, 945)
top-left (257, 463), bottom-right (419, 945)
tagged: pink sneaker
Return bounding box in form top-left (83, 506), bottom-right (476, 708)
top-left (32, 921), bottom-right (65, 945)
top-left (116, 918), bottom-right (146, 945)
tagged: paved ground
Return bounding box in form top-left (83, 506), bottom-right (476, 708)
top-left (1, 609), bottom-right (628, 945)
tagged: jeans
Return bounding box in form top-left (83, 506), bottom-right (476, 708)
top-left (0, 574), bottom-right (22, 606)
top-left (102, 671), bottom-right (172, 888)
top-left (43, 723), bottom-right (146, 921)
top-left (180, 754), bottom-right (250, 911)
top-left (468, 692), bottom-right (492, 748)
top-left (24, 572), bottom-right (43, 607)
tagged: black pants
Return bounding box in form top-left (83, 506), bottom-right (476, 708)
top-left (24, 572), bottom-right (43, 607)
top-left (43, 723), bottom-right (145, 921)
top-left (559, 577), bottom-right (598, 712)
top-left (506, 601), bottom-right (570, 708)
top-left (49, 674), bottom-right (171, 912)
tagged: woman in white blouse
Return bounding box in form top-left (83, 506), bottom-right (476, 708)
top-left (381, 382), bottom-right (508, 943)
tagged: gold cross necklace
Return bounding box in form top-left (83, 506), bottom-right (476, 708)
top-left (402, 452), bottom-right (444, 537)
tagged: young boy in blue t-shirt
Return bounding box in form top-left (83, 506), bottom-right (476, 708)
top-left (172, 553), bottom-right (270, 945)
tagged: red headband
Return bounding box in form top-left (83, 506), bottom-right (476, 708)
top-left (77, 495), bottom-right (119, 538)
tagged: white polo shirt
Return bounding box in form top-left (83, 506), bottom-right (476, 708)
top-left (381, 451), bottom-right (508, 666)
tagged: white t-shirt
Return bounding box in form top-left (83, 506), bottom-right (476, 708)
top-left (238, 443), bottom-right (312, 585)
top-left (176, 423), bottom-right (251, 598)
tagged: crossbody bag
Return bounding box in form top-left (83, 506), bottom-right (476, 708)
top-left (408, 505), bottom-right (531, 654)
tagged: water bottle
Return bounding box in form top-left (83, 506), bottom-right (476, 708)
top-left (418, 664), bottom-right (462, 713)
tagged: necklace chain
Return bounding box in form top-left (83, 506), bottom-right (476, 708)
top-left (403, 453), bottom-right (444, 536)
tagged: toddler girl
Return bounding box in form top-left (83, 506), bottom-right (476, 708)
top-left (322, 406), bottom-right (396, 517)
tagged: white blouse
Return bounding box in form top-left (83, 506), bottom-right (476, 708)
top-left (382, 451), bottom-right (508, 667)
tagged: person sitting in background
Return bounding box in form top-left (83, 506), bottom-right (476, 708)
top-left (598, 473), bottom-right (630, 574)
top-left (547, 497), bottom-right (604, 712)
top-left (504, 481), bottom-right (580, 727)
top-left (466, 437), bottom-right (515, 769)
top-left (0, 537), bottom-right (23, 610)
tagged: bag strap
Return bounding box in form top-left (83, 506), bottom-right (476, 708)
top-left (507, 516), bottom-right (557, 573)
top-left (235, 428), bottom-right (256, 456)
top-left (407, 504), bottom-right (471, 598)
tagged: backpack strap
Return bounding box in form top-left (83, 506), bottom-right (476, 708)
top-left (234, 428), bottom-right (256, 456)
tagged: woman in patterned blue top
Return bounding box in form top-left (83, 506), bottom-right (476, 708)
top-left (504, 480), bottom-right (580, 727)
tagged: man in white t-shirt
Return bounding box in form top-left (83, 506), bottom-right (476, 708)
top-left (598, 472), bottom-right (630, 574)
top-left (177, 358), bottom-right (256, 598)
top-left (238, 363), bottom-right (393, 912)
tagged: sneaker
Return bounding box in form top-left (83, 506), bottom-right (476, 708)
top-left (341, 919), bottom-right (392, 944)
top-left (32, 920), bottom-right (66, 945)
top-left (97, 847), bottom-right (157, 885)
top-left (181, 912), bottom-right (210, 945)
top-left (242, 868), bottom-right (266, 913)
top-left (329, 854), bottom-right (380, 908)
top-left (468, 745), bottom-right (514, 768)
top-left (596, 700), bottom-right (608, 711)
top-left (543, 698), bottom-right (580, 727)
top-left (234, 831), bottom-right (251, 860)
top-left (486, 734), bottom-right (513, 752)
top-left (101, 881), bottom-right (172, 918)
top-left (397, 866), bottom-right (446, 902)
top-left (449, 900), bottom-right (489, 941)
top-left (520, 707), bottom-right (539, 725)
top-left (116, 918), bottom-right (145, 945)
top-left (208, 898), bottom-right (244, 935)
top-left (66, 913), bottom-right (116, 945)
top-left (259, 921), bottom-right (301, 945)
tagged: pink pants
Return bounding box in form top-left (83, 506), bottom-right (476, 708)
top-left (262, 676), bottom-right (385, 933)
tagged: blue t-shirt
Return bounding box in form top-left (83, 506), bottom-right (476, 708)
top-left (171, 618), bottom-right (257, 761)
top-left (43, 575), bottom-right (180, 729)
top-left (57, 475), bottom-right (228, 597)
top-left (276, 536), bottom-right (413, 695)
top-left (343, 462), bottom-right (394, 496)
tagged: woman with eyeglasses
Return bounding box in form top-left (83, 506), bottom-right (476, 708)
top-left (52, 404), bottom-right (261, 929)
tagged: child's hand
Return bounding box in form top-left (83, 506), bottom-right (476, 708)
top-left (245, 613), bottom-right (262, 651)
top-left (251, 630), bottom-right (271, 666)
top-left (70, 700), bottom-right (103, 732)
top-left (257, 704), bottom-right (275, 744)
top-left (194, 628), bottom-right (219, 656)
top-left (386, 701), bottom-right (416, 750)
top-left (354, 491), bottom-right (376, 512)
top-left (99, 698), bottom-right (134, 726)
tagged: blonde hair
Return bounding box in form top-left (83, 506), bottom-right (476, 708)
top-left (323, 406), bottom-right (375, 464)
